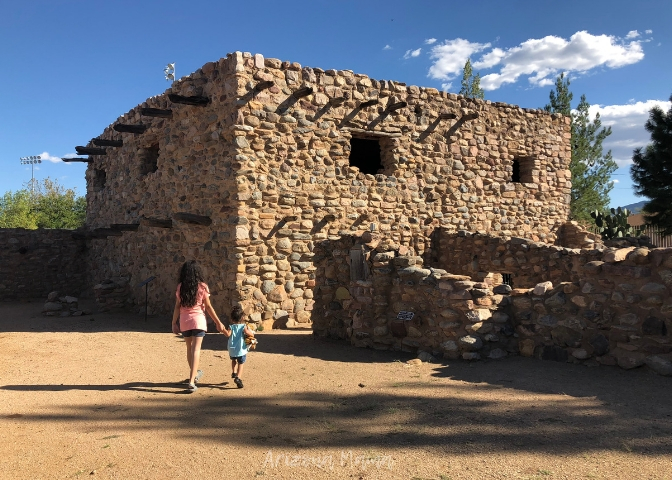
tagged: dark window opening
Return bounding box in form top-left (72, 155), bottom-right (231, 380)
top-left (349, 137), bottom-right (382, 175)
top-left (93, 168), bottom-right (106, 191)
top-left (18, 247), bottom-right (27, 255)
top-left (511, 156), bottom-right (535, 183)
top-left (140, 145), bottom-right (159, 175)
top-left (502, 273), bottom-right (514, 287)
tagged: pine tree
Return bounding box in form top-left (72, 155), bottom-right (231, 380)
top-left (544, 74), bottom-right (617, 222)
top-left (459, 58), bottom-right (484, 99)
top-left (630, 95), bottom-right (672, 235)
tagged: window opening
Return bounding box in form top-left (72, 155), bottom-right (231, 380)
top-left (93, 169), bottom-right (106, 191)
top-left (511, 156), bottom-right (534, 183)
top-left (140, 144), bottom-right (159, 175)
top-left (502, 273), bottom-right (514, 287)
top-left (349, 137), bottom-right (382, 175)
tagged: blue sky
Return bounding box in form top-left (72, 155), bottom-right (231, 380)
top-left (1, 0), bottom-right (670, 208)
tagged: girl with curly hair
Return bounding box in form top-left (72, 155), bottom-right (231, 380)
top-left (171, 260), bottom-right (224, 393)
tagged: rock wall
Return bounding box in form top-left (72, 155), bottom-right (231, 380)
top-left (510, 246), bottom-right (672, 374)
top-left (0, 229), bottom-right (86, 300)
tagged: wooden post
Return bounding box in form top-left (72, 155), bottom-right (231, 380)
top-left (140, 108), bottom-right (173, 118)
top-left (385, 101), bottom-right (407, 113)
top-left (291, 86), bottom-right (314, 99)
top-left (359, 99), bottom-right (379, 108)
top-left (168, 94), bottom-right (210, 106)
top-left (92, 139), bottom-right (123, 147)
top-left (113, 124), bottom-right (147, 134)
top-left (75, 146), bottom-right (106, 155)
top-left (254, 80), bottom-right (274, 92)
top-left (439, 112), bottom-right (457, 120)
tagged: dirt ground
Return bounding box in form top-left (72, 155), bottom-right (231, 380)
top-left (1, 300), bottom-right (671, 480)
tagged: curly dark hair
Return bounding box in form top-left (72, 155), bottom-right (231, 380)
top-left (178, 260), bottom-right (205, 308)
top-left (230, 305), bottom-right (245, 324)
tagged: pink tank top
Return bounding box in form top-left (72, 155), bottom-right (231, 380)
top-left (176, 282), bottom-right (209, 331)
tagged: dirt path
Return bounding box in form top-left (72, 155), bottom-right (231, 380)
top-left (1, 300), bottom-right (671, 480)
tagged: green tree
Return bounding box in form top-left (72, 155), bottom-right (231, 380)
top-left (544, 74), bottom-right (617, 222)
top-left (0, 190), bottom-right (38, 228)
top-left (459, 58), bottom-right (484, 99)
top-left (0, 178), bottom-right (86, 230)
top-left (630, 95), bottom-right (672, 235)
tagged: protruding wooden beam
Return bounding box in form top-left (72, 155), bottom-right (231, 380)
top-left (385, 101), bottom-right (407, 113)
top-left (322, 214), bottom-right (336, 222)
top-left (91, 228), bottom-right (123, 238)
top-left (140, 107), bottom-right (173, 118)
top-left (110, 223), bottom-right (140, 232)
top-left (282, 215), bottom-right (298, 223)
top-left (173, 212), bottom-right (212, 226)
top-left (329, 96), bottom-right (346, 107)
top-left (254, 80), bottom-right (274, 92)
top-left (141, 217), bottom-right (172, 228)
top-left (462, 112), bottom-right (480, 121)
top-left (168, 94), bottom-right (210, 106)
top-left (291, 86), bottom-right (314, 99)
top-left (75, 146), bottom-right (106, 155)
top-left (439, 112), bottom-right (457, 120)
top-left (360, 99), bottom-right (379, 108)
top-left (114, 124), bottom-right (147, 134)
top-left (92, 139), bottom-right (123, 147)
top-left (62, 157), bottom-right (92, 163)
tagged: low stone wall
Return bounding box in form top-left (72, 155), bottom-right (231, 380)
top-left (313, 235), bottom-right (517, 360)
top-left (0, 229), bottom-right (87, 300)
top-left (509, 246), bottom-right (672, 374)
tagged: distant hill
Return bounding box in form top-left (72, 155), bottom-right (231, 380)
top-left (621, 200), bottom-right (648, 214)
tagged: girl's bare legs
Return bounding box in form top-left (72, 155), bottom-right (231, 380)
top-left (186, 336), bottom-right (203, 384)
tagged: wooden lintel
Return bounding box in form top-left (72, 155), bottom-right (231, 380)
top-left (91, 228), bottom-right (123, 238)
top-left (462, 112), bottom-right (480, 120)
top-left (254, 80), bottom-right (274, 92)
top-left (385, 101), bottom-right (407, 113)
top-left (173, 212), bottom-right (212, 226)
top-left (439, 112), bottom-right (457, 120)
top-left (62, 157), bottom-right (92, 163)
top-left (114, 124), bottom-right (147, 134)
top-left (140, 107), bottom-right (173, 118)
top-left (168, 94), bottom-right (210, 106)
top-left (329, 96), bottom-right (346, 107)
top-left (141, 217), bottom-right (172, 228)
top-left (291, 86), bottom-right (314, 99)
top-left (110, 223), bottom-right (140, 232)
top-left (75, 146), bottom-right (106, 156)
top-left (92, 139), bottom-right (123, 147)
top-left (360, 99), bottom-right (379, 108)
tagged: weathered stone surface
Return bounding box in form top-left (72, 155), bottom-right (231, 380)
top-left (459, 335), bottom-right (483, 351)
top-left (533, 281), bottom-right (553, 296)
top-left (646, 355), bottom-right (672, 376)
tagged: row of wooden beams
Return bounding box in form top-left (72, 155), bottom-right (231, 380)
top-left (168, 94), bottom-right (209, 106)
top-left (76, 146), bottom-right (106, 156)
top-left (62, 157), bottom-right (91, 163)
top-left (141, 107), bottom-right (173, 118)
top-left (92, 139), bottom-right (123, 147)
top-left (113, 124), bottom-right (147, 134)
top-left (173, 212), bottom-right (212, 226)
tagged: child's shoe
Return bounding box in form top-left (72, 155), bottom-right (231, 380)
top-left (234, 377), bottom-right (244, 389)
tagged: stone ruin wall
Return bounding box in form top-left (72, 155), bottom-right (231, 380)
top-left (85, 56), bottom-right (243, 315)
top-left (82, 51), bottom-right (572, 322)
top-left (228, 51), bottom-right (571, 328)
top-left (0, 229), bottom-right (86, 300)
top-left (312, 231), bottom-right (672, 374)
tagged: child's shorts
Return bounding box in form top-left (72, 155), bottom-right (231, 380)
top-left (231, 355), bottom-right (247, 364)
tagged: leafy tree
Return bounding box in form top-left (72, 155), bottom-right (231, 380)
top-left (630, 95), bottom-right (672, 235)
top-left (459, 58), bottom-right (484, 99)
top-left (544, 74), bottom-right (617, 222)
top-left (0, 190), bottom-right (38, 228)
top-left (0, 178), bottom-right (86, 230)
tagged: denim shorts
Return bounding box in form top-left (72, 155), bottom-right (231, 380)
top-left (231, 355), bottom-right (247, 364)
top-left (182, 329), bottom-right (206, 338)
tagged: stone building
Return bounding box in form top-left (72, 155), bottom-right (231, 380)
top-left (82, 51), bottom-right (572, 330)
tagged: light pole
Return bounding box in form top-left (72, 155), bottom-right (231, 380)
top-left (164, 63), bottom-right (175, 83)
top-left (20, 155), bottom-right (42, 195)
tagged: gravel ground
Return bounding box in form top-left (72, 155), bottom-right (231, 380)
top-left (1, 300), bottom-right (671, 480)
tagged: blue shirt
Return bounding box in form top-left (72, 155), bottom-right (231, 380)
top-left (228, 323), bottom-right (248, 357)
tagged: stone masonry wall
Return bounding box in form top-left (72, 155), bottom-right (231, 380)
top-left (228, 51), bottom-right (570, 328)
top-left (509, 246), bottom-right (672, 374)
top-left (0, 229), bottom-right (86, 300)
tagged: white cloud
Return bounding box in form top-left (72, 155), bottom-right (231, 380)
top-left (427, 31), bottom-right (646, 91)
top-left (383, 44), bottom-right (392, 50)
top-left (441, 82), bottom-right (453, 91)
top-left (38, 151), bottom-right (63, 163)
top-left (425, 38), bottom-right (437, 45)
top-left (645, 29), bottom-right (653, 34)
top-left (588, 99), bottom-right (672, 167)
top-left (428, 38), bottom-right (491, 81)
top-left (611, 179), bottom-right (620, 183)
top-left (404, 48), bottom-right (422, 59)
top-left (62, 152), bottom-right (78, 159)
top-left (625, 30), bottom-right (640, 39)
